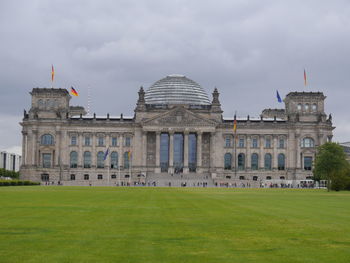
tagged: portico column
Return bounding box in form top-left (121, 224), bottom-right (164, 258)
top-left (296, 134), bottom-right (301, 169)
top-left (197, 132), bottom-right (202, 173)
top-left (209, 132), bottom-right (215, 170)
top-left (32, 130), bottom-right (38, 166)
top-left (183, 131), bottom-right (189, 173)
top-left (92, 133), bottom-right (96, 168)
top-left (273, 135), bottom-right (278, 170)
top-left (246, 136), bottom-right (251, 169)
top-left (119, 133), bottom-right (124, 168)
top-left (55, 130), bottom-right (61, 166)
top-left (155, 132), bottom-right (160, 173)
top-left (169, 132), bottom-right (174, 173)
top-left (142, 132), bottom-right (147, 168)
top-left (21, 131), bottom-right (27, 166)
top-left (78, 132), bottom-right (83, 167)
top-left (259, 135), bottom-right (264, 169)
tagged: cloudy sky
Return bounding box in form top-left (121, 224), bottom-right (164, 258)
top-left (1, 0), bottom-right (350, 155)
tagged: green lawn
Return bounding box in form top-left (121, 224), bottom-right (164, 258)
top-left (1, 187), bottom-right (350, 263)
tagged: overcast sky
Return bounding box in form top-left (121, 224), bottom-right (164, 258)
top-left (1, 0), bottom-right (350, 155)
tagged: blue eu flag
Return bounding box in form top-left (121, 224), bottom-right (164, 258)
top-left (103, 148), bottom-right (109, 161)
top-left (276, 90), bottom-right (282, 103)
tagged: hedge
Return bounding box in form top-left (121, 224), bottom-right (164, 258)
top-left (0, 180), bottom-right (40, 186)
top-left (0, 168), bottom-right (20, 179)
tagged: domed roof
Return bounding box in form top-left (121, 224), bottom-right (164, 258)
top-left (144, 74), bottom-right (210, 105)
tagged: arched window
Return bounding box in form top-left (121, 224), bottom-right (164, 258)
top-left (41, 134), bottom-right (54, 145)
top-left (301, 137), bottom-right (314, 148)
top-left (70, 151), bottom-right (78, 168)
top-left (224, 153), bottom-right (232, 170)
top-left (297, 104), bottom-right (302, 111)
top-left (264, 153), bottom-right (272, 170)
top-left (238, 153), bottom-right (245, 170)
top-left (251, 153), bottom-right (259, 170)
top-left (124, 151), bottom-right (131, 169)
top-left (97, 151), bottom-right (104, 168)
top-left (111, 152), bottom-right (118, 169)
top-left (83, 151), bottom-right (91, 168)
top-left (312, 103), bottom-right (317, 111)
top-left (278, 153), bottom-right (285, 170)
top-left (304, 104), bottom-right (309, 111)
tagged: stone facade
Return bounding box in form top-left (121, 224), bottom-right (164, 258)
top-left (20, 76), bottom-right (334, 187)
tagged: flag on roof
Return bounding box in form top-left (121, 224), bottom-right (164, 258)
top-left (233, 119), bottom-right (237, 133)
top-left (51, 65), bottom-right (54, 82)
top-left (70, 87), bottom-right (79, 96)
top-left (304, 69), bottom-right (307, 86)
top-left (276, 90), bottom-right (282, 103)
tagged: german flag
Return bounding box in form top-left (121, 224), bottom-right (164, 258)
top-left (70, 87), bottom-right (79, 96)
top-left (233, 119), bottom-right (237, 133)
top-left (51, 65), bottom-right (54, 82)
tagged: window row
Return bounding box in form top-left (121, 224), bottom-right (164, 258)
top-left (69, 174), bottom-right (130, 181)
top-left (225, 137), bottom-right (286, 149)
top-left (224, 153), bottom-right (286, 170)
top-left (223, 153), bottom-right (313, 171)
top-left (39, 134), bottom-right (132, 147)
top-left (70, 151), bottom-right (132, 169)
top-left (297, 103), bottom-right (317, 112)
top-left (70, 136), bottom-right (131, 147)
top-left (224, 137), bottom-right (315, 148)
top-left (225, 175), bottom-right (287, 181)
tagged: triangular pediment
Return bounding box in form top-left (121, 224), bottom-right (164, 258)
top-left (142, 106), bottom-right (217, 127)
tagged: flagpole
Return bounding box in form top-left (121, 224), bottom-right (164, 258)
top-left (234, 113), bottom-right (237, 180)
top-left (118, 161), bottom-right (121, 186)
top-left (129, 152), bottom-right (131, 186)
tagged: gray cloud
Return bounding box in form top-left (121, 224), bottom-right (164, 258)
top-left (1, 0), bottom-right (350, 152)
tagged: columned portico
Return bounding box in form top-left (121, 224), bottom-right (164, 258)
top-left (183, 132), bottom-right (189, 173)
top-left (169, 132), bottom-right (174, 173)
top-left (155, 132), bottom-right (161, 173)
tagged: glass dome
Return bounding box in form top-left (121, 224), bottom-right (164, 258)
top-left (144, 74), bottom-right (210, 105)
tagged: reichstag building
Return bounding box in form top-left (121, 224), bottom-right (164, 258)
top-left (20, 74), bottom-right (334, 187)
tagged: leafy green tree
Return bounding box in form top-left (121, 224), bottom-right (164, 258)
top-left (314, 142), bottom-right (350, 191)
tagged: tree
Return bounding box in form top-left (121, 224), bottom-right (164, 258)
top-left (314, 142), bottom-right (350, 191)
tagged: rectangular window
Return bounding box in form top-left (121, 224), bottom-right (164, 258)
top-left (279, 139), bottom-right (285, 148)
top-left (41, 174), bottom-right (49, 181)
top-left (70, 174), bottom-right (75, 180)
top-left (98, 137), bottom-right (104, 146)
top-left (98, 174), bottom-right (103, 180)
top-left (265, 138), bottom-right (271, 148)
top-left (85, 136), bottom-right (91, 146)
top-left (125, 137), bottom-right (131, 147)
top-left (239, 138), bottom-right (244, 148)
top-left (84, 174), bottom-right (89, 180)
top-left (42, 153), bottom-right (51, 168)
top-left (71, 136), bottom-right (77, 145)
top-left (304, 157), bottom-right (313, 170)
top-left (225, 137), bottom-right (231, 147)
top-left (252, 138), bottom-right (258, 148)
top-left (111, 137), bottom-right (117, 147)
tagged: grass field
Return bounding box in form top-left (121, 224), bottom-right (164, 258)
top-left (1, 187), bottom-right (350, 263)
